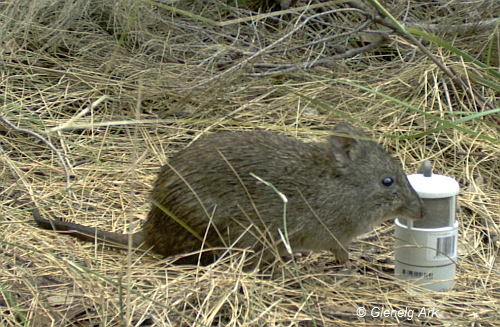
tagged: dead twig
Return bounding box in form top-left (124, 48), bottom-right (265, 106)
top-left (0, 115), bottom-right (72, 191)
top-left (362, 0), bottom-right (496, 112)
top-left (247, 37), bottom-right (387, 76)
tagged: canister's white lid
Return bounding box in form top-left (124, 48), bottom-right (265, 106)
top-left (407, 173), bottom-right (459, 198)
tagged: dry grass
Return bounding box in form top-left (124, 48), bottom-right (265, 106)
top-left (1, 0), bottom-right (499, 326)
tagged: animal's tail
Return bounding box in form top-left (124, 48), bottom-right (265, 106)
top-left (32, 208), bottom-right (145, 250)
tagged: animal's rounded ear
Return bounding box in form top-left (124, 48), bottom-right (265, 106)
top-left (329, 123), bottom-right (366, 163)
top-left (332, 123), bottom-right (368, 137)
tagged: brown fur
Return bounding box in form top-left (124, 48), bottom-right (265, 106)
top-left (33, 123), bottom-right (425, 265)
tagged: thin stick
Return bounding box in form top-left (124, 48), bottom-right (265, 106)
top-left (0, 115), bottom-right (72, 190)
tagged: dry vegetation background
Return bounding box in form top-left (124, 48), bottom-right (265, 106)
top-left (1, 0), bottom-right (499, 326)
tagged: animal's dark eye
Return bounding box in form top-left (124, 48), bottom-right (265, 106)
top-left (381, 177), bottom-right (394, 187)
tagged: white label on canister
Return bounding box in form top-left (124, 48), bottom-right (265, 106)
top-left (426, 230), bottom-right (457, 261)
